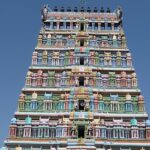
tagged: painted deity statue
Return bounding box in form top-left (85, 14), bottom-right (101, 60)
top-left (42, 50), bottom-right (48, 64)
top-left (75, 76), bottom-right (79, 86)
top-left (69, 51), bottom-right (74, 64)
top-left (37, 70), bottom-right (43, 86)
top-left (104, 52), bottom-right (111, 66)
top-left (70, 125), bottom-right (77, 136)
top-left (116, 51), bottom-right (122, 66)
top-left (41, 5), bottom-right (49, 21)
top-left (52, 51), bottom-right (59, 65)
top-left (116, 7), bottom-right (123, 19)
top-left (85, 77), bottom-right (89, 86)
top-left (131, 73), bottom-right (137, 87)
top-left (85, 101), bottom-right (90, 111)
top-left (74, 101), bottom-right (78, 111)
top-left (32, 51), bottom-right (38, 65)
top-left (112, 35), bottom-right (118, 47)
top-left (121, 71), bottom-right (127, 87)
top-left (126, 53), bottom-right (132, 66)
top-left (87, 124), bottom-right (93, 136)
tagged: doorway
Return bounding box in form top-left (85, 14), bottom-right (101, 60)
top-left (80, 23), bottom-right (84, 31)
top-left (80, 57), bottom-right (84, 65)
top-left (80, 39), bottom-right (84, 46)
top-left (79, 76), bottom-right (84, 86)
top-left (78, 125), bottom-right (85, 138)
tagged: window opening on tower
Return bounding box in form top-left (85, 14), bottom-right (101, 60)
top-left (80, 23), bottom-right (84, 31)
top-left (79, 76), bottom-right (84, 86)
top-left (80, 40), bottom-right (84, 46)
top-left (78, 125), bottom-right (85, 138)
top-left (80, 57), bottom-right (84, 65)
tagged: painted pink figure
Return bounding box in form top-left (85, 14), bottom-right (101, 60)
top-left (64, 93), bottom-right (69, 110)
top-left (23, 127), bottom-right (31, 137)
top-left (69, 51), bottom-right (74, 64)
top-left (80, 47), bottom-right (84, 52)
top-left (42, 73), bottom-right (48, 87)
top-left (146, 130), bottom-right (150, 139)
top-left (9, 126), bottom-right (17, 137)
top-left (120, 71), bottom-right (127, 87)
top-left (138, 95), bottom-right (144, 101)
top-left (37, 70), bottom-right (43, 86)
top-left (89, 77), bottom-right (94, 86)
top-left (131, 129), bottom-right (139, 139)
top-left (90, 51), bottom-right (95, 65)
top-left (127, 75), bottom-right (131, 88)
top-left (31, 73), bottom-right (37, 87)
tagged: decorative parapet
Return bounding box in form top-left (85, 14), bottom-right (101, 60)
top-left (45, 11), bottom-right (120, 22)
top-left (72, 66), bottom-right (92, 73)
top-left (70, 112), bottom-right (93, 120)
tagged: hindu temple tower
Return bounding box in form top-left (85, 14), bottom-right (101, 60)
top-left (2, 4), bottom-right (150, 150)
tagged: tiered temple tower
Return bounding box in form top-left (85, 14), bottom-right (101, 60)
top-left (2, 5), bottom-right (150, 150)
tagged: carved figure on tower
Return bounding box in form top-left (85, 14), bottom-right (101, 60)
top-left (87, 124), bottom-right (93, 136)
top-left (70, 124), bottom-right (77, 136)
top-left (41, 5), bottom-right (49, 21)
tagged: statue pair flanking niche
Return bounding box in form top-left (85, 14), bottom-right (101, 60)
top-left (70, 123), bottom-right (77, 136)
top-left (74, 100), bottom-right (89, 111)
top-left (87, 123), bottom-right (93, 136)
top-left (85, 101), bottom-right (90, 111)
top-left (74, 101), bottom-right (78, 111)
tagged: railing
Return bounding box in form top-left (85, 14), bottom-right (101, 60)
top-left (39, 42), bottom-right (124, 49)
top-left (44, 26), bottom-right (121, 32)
top-left (31, 62), bottom-right (132, 68)
top-left (25, 84), bottom-right (138, 90)
top-left (18, 102), bottom-right (142, 114)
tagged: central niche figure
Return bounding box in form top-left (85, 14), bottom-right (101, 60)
top-left (79, 100), bottom-right (85, 110)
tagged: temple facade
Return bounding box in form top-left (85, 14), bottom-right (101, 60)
top-left (2, 5), bottom-right (150, 150)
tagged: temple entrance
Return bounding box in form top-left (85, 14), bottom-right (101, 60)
top-left (78, 125), bottom-right (85, 138)
top-left (79, 100), bottom-right (85, 110)
top-left (80, 57), bottom-right (84, 65)
top-left (79, 76), bottom-right (84, 86)
top-left (80, 39), bottom-right (84, 46)
top-left (80, 23), bottom-right (84, 31)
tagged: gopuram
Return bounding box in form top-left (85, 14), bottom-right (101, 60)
top-left (2, 5), bottom-right (150, 150)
